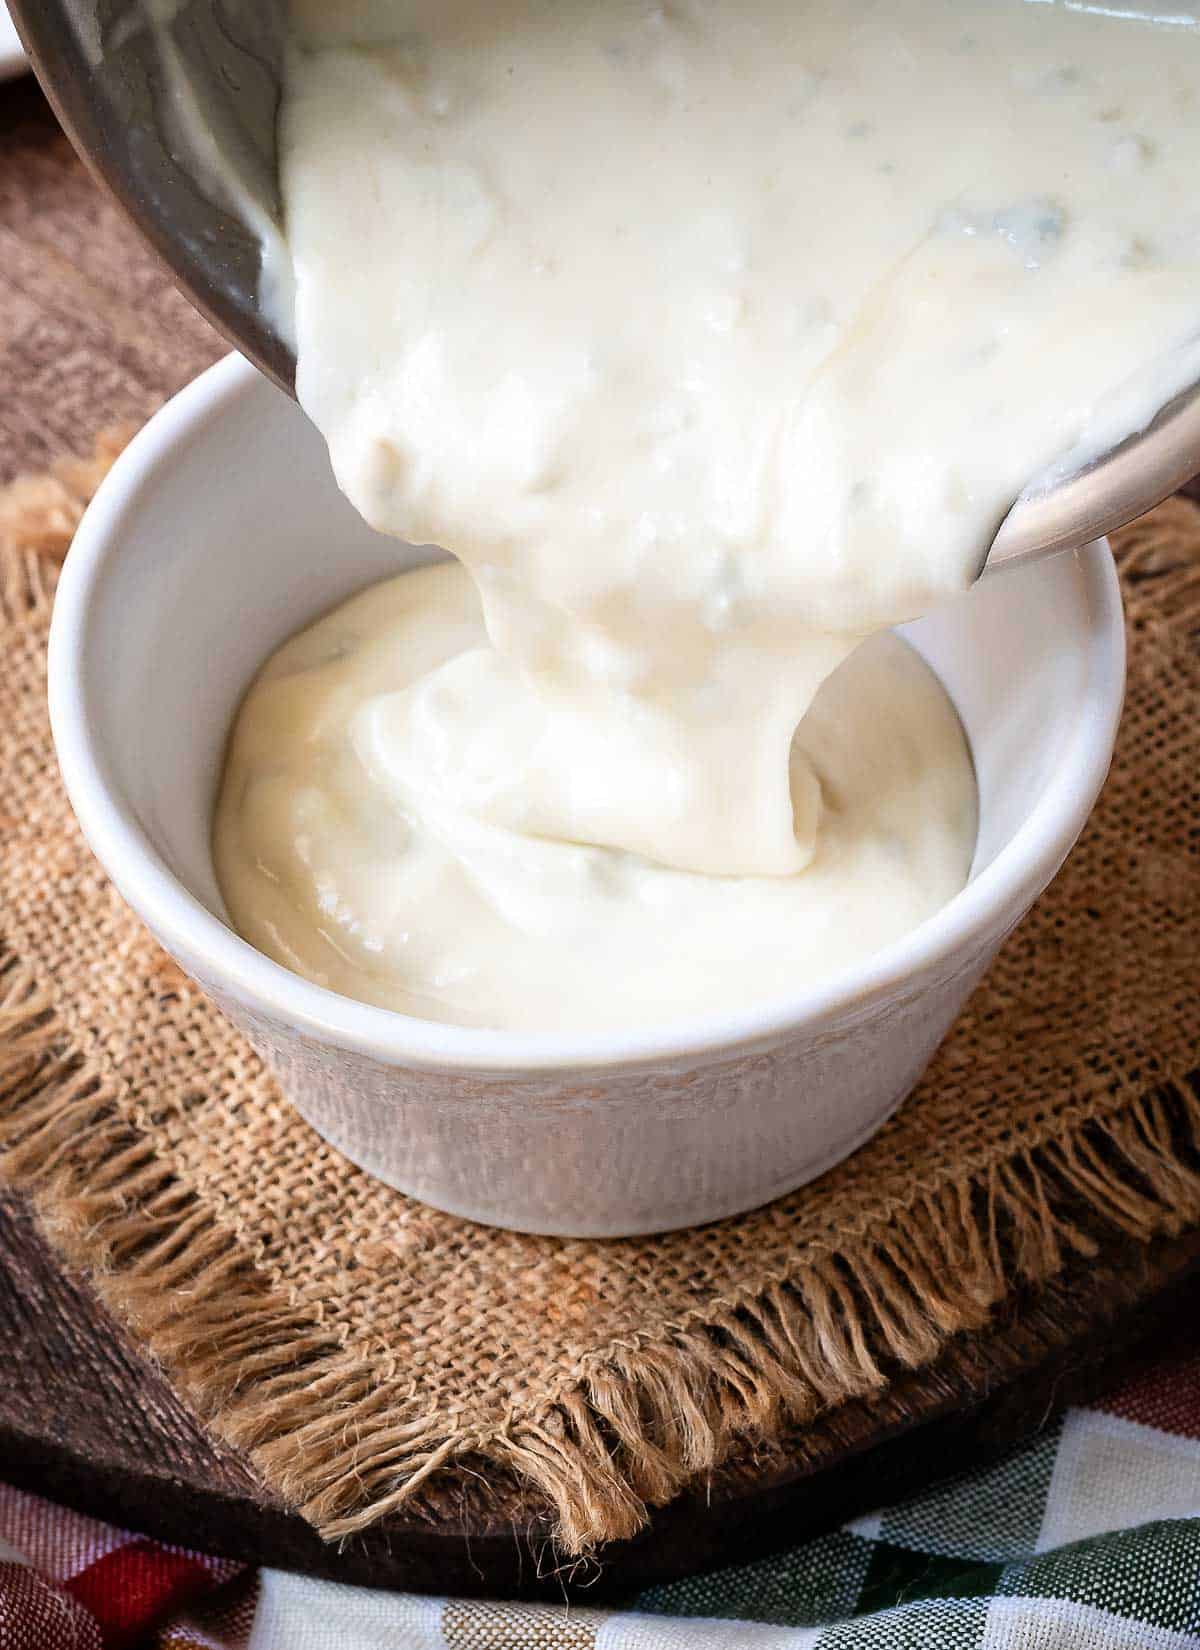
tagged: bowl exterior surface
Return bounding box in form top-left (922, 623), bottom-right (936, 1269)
top-left (193, 940), bottom-right (1000, 1237)
top-left (47, 356), bottom-right (1126, 1237)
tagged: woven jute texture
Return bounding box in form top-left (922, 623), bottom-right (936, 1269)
top-left (1, 444), bottom-right (1198, 1556)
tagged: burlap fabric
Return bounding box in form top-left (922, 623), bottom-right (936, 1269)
top-left (0, 448), bottom-right (1198, 1556)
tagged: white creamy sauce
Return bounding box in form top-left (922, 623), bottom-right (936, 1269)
top-left (216, 0), bottom-right (1200, 1031)
top-left (215, 563), bottom-right (975, 1030)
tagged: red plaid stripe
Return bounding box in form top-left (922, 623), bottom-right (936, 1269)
top-left (64, 1542), bottom-right (221, 1650)
top-left (1095, 1342), bottom-right (1200, 1442)
top-left (0, 1486), bottom-right (247, 1649)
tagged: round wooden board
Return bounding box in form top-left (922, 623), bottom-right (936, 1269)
top-left (4, 1182), bottom-right (1200, 1601)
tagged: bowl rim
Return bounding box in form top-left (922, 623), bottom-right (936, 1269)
top-left (48, 352), bottom-right (1127, 1074)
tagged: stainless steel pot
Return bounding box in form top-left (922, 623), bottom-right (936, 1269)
top-left (9, 0), bottom-right (292, 393)
top-left (10, 0), bottom-right (1200, 568)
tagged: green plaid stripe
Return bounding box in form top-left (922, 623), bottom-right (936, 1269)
top-left (997, 1520), bottom-right (1200, 1633)
top-left (854, 1544), bottom-right (1003, 1616)
top-left (636, 1530), bottom-right (875, 1627)
top-left (817, 1598), bottom-right (991, 1648)
top-left (622, 1395), bottom-right (1200, 1646)
top-left (869, 1423), bottom-right (1063, 1562)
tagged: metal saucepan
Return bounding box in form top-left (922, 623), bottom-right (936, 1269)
top-left (11, 0), bottom-right (1200, 571)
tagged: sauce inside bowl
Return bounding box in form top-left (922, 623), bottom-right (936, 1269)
top-left (215, 561), bottom-right (976, 1031)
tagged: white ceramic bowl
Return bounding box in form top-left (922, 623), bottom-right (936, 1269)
top-left (48, 354), bottom-right (1126, 1237)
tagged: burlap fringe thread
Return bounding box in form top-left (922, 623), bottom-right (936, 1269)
top-left (2, 445), bottom-right (1200, 1554)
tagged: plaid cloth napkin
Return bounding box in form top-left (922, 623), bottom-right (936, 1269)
top-left (4, 1338), bottom-right (1200, 1649)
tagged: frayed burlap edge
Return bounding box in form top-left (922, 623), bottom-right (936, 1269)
top-left (3, 443), bottom-right (1200, 1556)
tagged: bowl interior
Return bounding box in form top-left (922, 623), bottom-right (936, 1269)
top-left (58, 356), bottom-right (1119, 1041)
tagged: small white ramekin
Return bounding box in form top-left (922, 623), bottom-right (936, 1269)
top-left (48, 355), bottom-right (1126, 1237)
